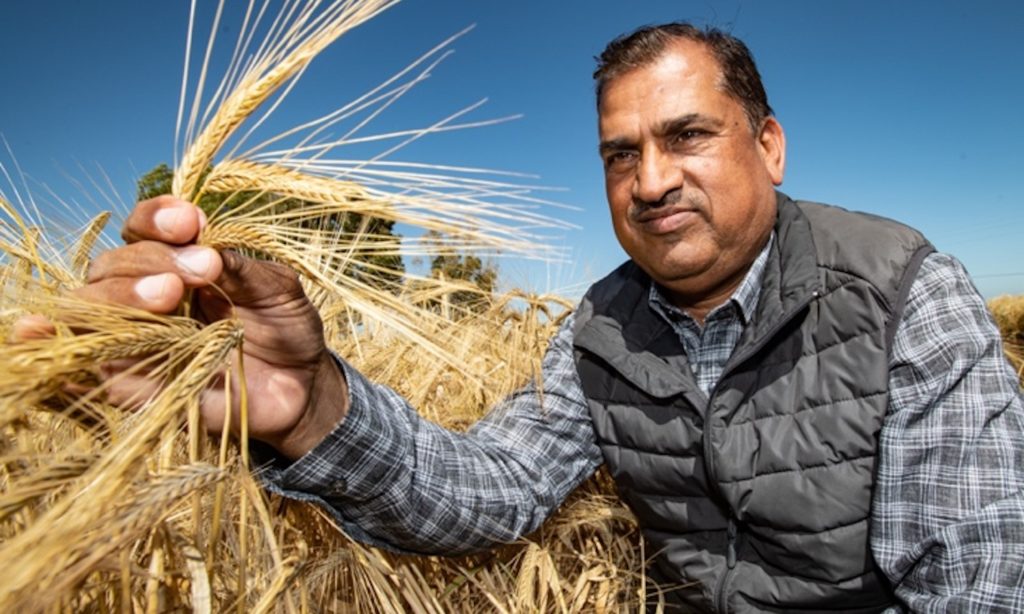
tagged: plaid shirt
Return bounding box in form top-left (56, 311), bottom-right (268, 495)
top-left (262, 243), bottom-right (1024, 611)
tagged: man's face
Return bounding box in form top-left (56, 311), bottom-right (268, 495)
top-left (598, 40), bottom-right (785, 307)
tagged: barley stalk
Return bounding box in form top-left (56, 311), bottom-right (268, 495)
top-left (173, 0), bottom-right (399, 200)
top-left (0, 320), bottom-right (242, 611)
top-left (71, 210), bottom-right (111, 280)
top-left (0, 0), bottom-right (692, 610)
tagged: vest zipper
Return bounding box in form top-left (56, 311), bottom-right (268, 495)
top-left (705, 291), bottom-right (818, 613)
top-left (726, 517), bottom-right (737, 568)
top-left (702, 376), bottom-right (732, 613)
top-left (713, 516), bottom-right (738, 613)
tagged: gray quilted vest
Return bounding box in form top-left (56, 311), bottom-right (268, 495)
top-left (573, 195), bottom-right (933, 612)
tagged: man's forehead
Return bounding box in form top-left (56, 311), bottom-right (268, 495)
top-left (597, 39), bottom-right (723, 112)
top-left (648, 40), bottom-right (712, 79)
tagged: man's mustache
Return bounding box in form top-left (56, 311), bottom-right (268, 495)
top-left (629, 189), bottom-right (703, 223)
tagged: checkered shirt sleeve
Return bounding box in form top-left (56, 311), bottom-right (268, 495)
top-left (257, 314), bottom-right (602, 555)
top-left (875, 252), bottom-right (1024, 612)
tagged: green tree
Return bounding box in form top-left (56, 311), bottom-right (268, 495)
top-left (424, 229), bottom-right (498, 314)
top-left (136, 163), bottom-right (404, 290)
top-left (136, 163), bottom-right (175, 202)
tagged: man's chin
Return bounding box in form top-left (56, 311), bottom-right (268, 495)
top-left (636, 257), bottom-right (715, 290)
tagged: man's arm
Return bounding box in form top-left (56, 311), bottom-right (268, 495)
top-left (259, 313), bottom-right (605, 555)
top-left (51, 196), bottom-right (601, 556)
top-left (873, 252), bottom-right (1024, 611)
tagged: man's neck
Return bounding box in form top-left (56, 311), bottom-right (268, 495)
top-left (659, 233), bottom-right (774, 326)
top-left (663, 275), bottom-right (745, 326)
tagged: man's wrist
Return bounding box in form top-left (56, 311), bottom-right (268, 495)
top-left (272, 352), bottom-right (350, 460)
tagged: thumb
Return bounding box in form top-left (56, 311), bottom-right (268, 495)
top-left (196, 250), bottom-right (308, 316)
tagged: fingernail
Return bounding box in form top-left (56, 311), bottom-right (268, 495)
top-left (176, 246), bottom-right (215, 278)
top-left (135, 274), bottom-right (172, 302)
top-left (154, 206), bottom-right (184, 235)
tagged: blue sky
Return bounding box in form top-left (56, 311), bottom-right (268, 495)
top-left (1, 1), bottom-right (1021, 298)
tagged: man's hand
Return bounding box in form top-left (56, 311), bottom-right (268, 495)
top-left (69, 195), bottom-right (347, 460)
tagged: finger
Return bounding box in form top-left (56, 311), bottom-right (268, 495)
top-left (207, 249), bottom-right (306, 307)
top-left (199, 386), bottom-right (228, 434)
top-left (10, 314), bottom-right (56, 341)
top-left (122, 195), bottom-right (205, 245)
top-left (99, 358), bottom-right (157, 378)
top-left (88, 242), bottom-right (222, 287)
top-left (198, 369), bottom-right (230, 433)
top-left (87, 357), bottom-right (161, 411)
top-left (61, 380), bottom-right (95, 398)
top-left (73, 273), bottom-right (186, 314)
top-left (103, 371), bottom-right (165, 411)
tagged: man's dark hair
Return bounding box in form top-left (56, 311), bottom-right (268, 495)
top-left (594, 22), bottom-right (773, 131)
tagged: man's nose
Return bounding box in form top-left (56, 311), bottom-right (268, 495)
top-left (633, 148), bottom-right (681, 206)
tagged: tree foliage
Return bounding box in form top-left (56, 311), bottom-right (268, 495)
top-left (424, 230), bottom-right (498, 314)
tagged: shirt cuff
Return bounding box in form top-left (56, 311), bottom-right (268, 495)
top-left (255, 353), bottom-right (410, 505)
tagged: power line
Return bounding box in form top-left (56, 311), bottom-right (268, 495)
top-left (974, 272), bottom-right (1024, 279)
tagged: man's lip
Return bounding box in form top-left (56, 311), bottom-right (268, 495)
top-left (632, 207), bottom-right (699, 233)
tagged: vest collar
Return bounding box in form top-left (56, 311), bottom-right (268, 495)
top-left (574, 192), bottom-right (822, 399)
top-left (731, 193), bottom-right (822, 364)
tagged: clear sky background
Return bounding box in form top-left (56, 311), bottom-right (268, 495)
top-left (1, 1), bottom-right (1021, 298)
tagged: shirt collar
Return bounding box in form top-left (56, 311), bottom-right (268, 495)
top-left (648, 232), bottom-right (774, 326)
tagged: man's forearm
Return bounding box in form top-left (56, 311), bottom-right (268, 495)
top-left (259, 317), bottom-right (603, 554)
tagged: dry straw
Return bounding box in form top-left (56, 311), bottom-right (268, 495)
top-left (3, 1), bottom-right (1019, 612)
top-left (988, 294), bottom-right (1024, 383)
top-left (1, 1), bottom-right (646, 612)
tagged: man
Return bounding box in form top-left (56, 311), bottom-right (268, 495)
top-left (68, 22), bottom-right (1024, 612)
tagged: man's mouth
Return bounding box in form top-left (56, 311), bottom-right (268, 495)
top-left (632, 206), bottom-right (699, 235)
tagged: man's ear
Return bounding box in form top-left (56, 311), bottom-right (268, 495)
top-left (758, 116), bottom-right (786, 186)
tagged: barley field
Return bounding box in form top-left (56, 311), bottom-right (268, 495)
top-left (1, 1), bottom-right (1020, 612)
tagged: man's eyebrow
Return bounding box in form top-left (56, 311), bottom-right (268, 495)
top-left (655, 113), bottom-right (721, 136)
top-left (598, 137), bottom-right (634, 155)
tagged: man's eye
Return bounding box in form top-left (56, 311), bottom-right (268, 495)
top-left (604, 151), bottom-right (636, 169)
top-left (674, 129), bottom-right (706, 143)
